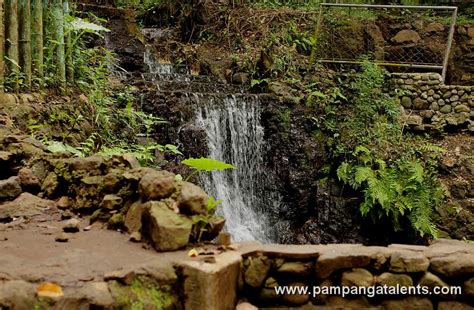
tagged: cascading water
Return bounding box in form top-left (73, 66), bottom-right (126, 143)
top-left (144, 46), bottom-right (282, 242)
top-left (195, 96), bottom-right (280, 242)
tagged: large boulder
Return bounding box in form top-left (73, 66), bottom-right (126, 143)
top-left (177, 182), bottom-right (209, 215)
top-left (142, 201), bottom-right (192, 251)
top-left (139, 171), bottom-right (176, 200)
top-left (0, 192), bottom-right (54, 222)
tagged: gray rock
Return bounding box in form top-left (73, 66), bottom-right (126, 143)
top-left (430, 253), bottom-right (474, 278)
top-left (438, 99), bottom-right (445, 106)
top-left (413, 98), bottom-right (429, 110)
top-left (55, 233), bottom-right (69, 242)
top-left (0, 280), bottom-right (36, 309)
top-left (429, 102), bottom-right (439, 111)
top-left (232, 72), bottom-right (250, 85)
top-left (277, 261), bottom-right (312, 277)
top-left (17, 168), bottom-right (40, 191)
top-left (420, 110), bottom-right (434, 119)
top-left (100, 194), bottom-right (123, 210)
top-left (425, 22), bottom-right (444, 33)
top-left (440, 105), bottom-right (452, 113)
top-left (124, 200), bottom-right (144, 234)
top-left (377, 272), bottom-right (413, 287)
top-left (418, 272), bottom-right (448, 289)
top-left (0, 177), bottom-right (22, 200)
top-left (139, 170), bottom-right (176, 200)
top-left (454, 104), bottom-right (470, 113)
top-left (177, 182), bottom-right (209, 215)
top-left (405, 115), bottom-right (423, 126)
top-left (341, 268), bottom-right (373, 287)
top-left (390, 251), bottom-right (429, 273)
top-left (142, 201), bottom-right (192, 251)
top-left (392, 30), bottom-right (421, 44)
top-left (244, 256), bottom-right (271, 288)
top-left (401, 96), bottom-right (412, 108)
top-left (63, 218), bottom-right (81, 233)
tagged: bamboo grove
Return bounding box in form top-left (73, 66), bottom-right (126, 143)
top-left (0, 0), bottom-right (69, 92)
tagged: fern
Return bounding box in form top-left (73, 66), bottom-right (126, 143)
top-left (337, 156), bottom-right (443, 238)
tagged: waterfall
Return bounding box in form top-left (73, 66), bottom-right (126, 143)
top-left (195, 96), bottom-right (279, 242)
top-left (143, 45), bottom-right (280, 242)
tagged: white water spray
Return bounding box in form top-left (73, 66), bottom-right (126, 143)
top-left (195, 96), bottom-right (280, 242)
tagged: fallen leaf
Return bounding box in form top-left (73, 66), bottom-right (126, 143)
top-left (37, 282), bottom-right (64, 298)
top-left (188, 248), bottom-right (198, 257)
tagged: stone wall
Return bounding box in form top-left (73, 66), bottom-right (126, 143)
top-left (238, 239), bottom-right (474, 309)
top-left (390, 73), bottom-right (474, 132)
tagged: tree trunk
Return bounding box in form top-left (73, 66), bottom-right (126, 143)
top-left (5, 0), bottom-right (20, 91)
top-left (0, 0), bottom-right (5, 92)
top-left (51, 0), bottom-right (66, 87)
top-left (31, 0), bottom-right (43, 81)
top-left (19, 0), bottom-right (32, 89)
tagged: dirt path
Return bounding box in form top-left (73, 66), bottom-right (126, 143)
top-left (0, 213), bottom-right (189, 288)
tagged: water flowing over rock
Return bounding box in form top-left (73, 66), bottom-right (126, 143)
top-left (195, 96), bottom-right (282, 242)
top-left (143, 46), bottom-right (282, 242)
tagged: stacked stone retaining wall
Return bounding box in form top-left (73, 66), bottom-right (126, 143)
top-left (238, 239), bottom-right (474, 309)
top-left (389, 73), bottom-right (474, 132)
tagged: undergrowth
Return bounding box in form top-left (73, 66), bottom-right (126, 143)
top-left (312, 60), bottom-right (445, 238)
top-left (28, 9), bottom-right (179, 167)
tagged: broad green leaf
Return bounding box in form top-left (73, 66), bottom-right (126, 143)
top-left (182, 157), bottom-right (235, 172)
top-left (47, 141), bottom-right (83, 157)
top-left (69, 17), bottom-right (110, 33)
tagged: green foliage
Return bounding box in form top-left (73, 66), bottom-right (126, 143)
top-left (207, 196), bottom-right (222, 213)
top-left (337, 148), bottom-right (443, 237)
top-left (111, 276), bottom-right (173, 310)
top-left (116, 0), bottom-right (163, 11)
top-left (28, 10), bottom-right (180, 167)
top-left (313, 60), bottom-right (445, 238)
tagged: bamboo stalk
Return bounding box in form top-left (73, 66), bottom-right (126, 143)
top-left (0, 0), bottom-right (5, 92)
top-left (31, 0), bottom-right (43, 80)
top-left (51, 0), bottom-right (66, 87)
top-left (19, 0), bottom-right (32, 89)
top-left (5, 0), bottom-right (20, 91)
top-left (64, 0), bottom-right (74, 82)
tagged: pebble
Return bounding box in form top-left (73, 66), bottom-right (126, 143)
top-left (55, 233), bottom-right (69, 242)
top-left (63, 218), bottom-right (80, 233)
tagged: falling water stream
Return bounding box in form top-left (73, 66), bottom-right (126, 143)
top-left (144, 47), bottom-right (281, 242)
top-left (195, 96), bottom-right (277, 242)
